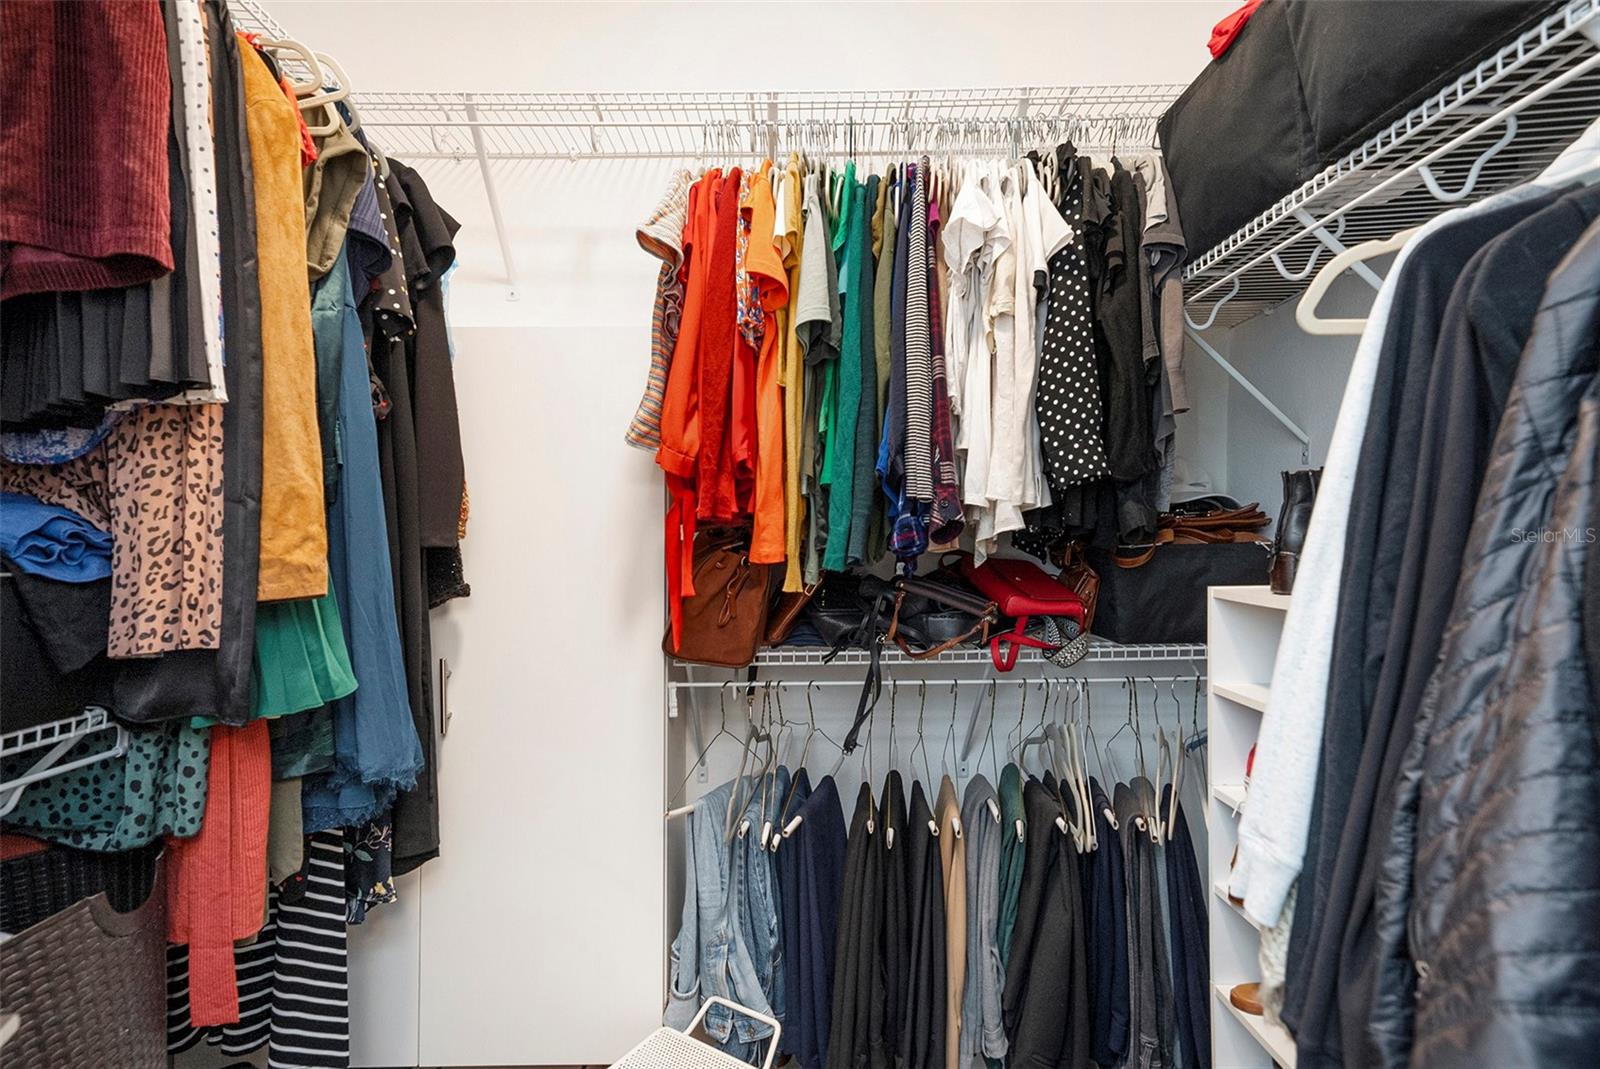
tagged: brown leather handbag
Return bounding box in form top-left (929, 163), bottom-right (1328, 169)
top-left (763, 584), bottom-right (817, 646)
top-left (1056, 540), bottom-right (1102, 634)
top-left (663, 535), bottom-right (774, 668)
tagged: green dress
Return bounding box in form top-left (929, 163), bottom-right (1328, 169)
top-left (3, 722), bottom-right (210, 851)
top-left (822, 176), bottom-right (868, 571)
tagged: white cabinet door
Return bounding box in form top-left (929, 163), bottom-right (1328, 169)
top-left (411, 325), bottom-right (666, 1066)
top-left (349, 871), bottom-right (421, 1067)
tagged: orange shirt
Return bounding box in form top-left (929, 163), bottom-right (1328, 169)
top-left (743, 164), bottom-right (789, 564)
top-left (656, 173), bottom-right (715, 648)
top-left (778, 159), bottom-right (807, 590)
top-left (697, 169), bottom-right (742, 523)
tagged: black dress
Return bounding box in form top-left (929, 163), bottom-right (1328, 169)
top-left (901, 780), bottom-right (945, 1069)
top-left (878, 771), bottom-right (910, 1067)
top-left (827, 782), bottom-right (885, 1069)
top-left (1037, 143), bottom-right (1111, 494)
top-left (1096, 161), bottom-right (1152, 486)
top-left (1004, 779), bottom-right (1091, 1068)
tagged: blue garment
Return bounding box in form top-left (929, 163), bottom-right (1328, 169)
top-left (302, 253), bottom-right (424, 832)
top-left (1088, 777), bottom-right (1131, 1067)
top-left (666, 779), bottom-right (778, 1050)
top-left (345, 172), bottom-right (390, 296)
top-left (0, 493), bottom-right (111, 582)
top-left (1, 411), bottom-right (122, 465)
top-left (777, 773), bottom-right (846, 1069)
top-left (777, 768), bottom-right (814, 1057)
top-left (440, 260), bottom-right (458, 360)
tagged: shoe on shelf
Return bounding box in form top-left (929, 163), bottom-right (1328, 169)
top-left (1230, 981), bottom-right (1264, 1016)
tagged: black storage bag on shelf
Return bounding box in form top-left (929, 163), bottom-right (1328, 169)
top-left (1155, 0), bottom-right (1313, 261)
top-left (1086, 542), bottom-right (1271, 644)
top-left (1287, 0), bottom-right (1551, 163)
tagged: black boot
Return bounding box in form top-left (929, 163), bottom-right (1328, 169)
top-left (1270, 467), bottom-right (1321, 595)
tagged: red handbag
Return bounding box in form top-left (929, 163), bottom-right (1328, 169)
top-left (959, 554), bottom-right (1087, 671)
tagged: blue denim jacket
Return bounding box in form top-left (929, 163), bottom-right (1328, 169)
top-left (735, 768), bottom-right (789, 1028)
top-left (665, 779), bottom-right (776, 1047)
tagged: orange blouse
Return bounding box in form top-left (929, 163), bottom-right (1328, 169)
top-left (743, 165), bottom-right (789, 564)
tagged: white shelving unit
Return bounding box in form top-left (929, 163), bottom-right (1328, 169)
top-left (1207, 586), bottom-right (1295, 1069)
top-left (1213, 681), bottom-right (1271, 713)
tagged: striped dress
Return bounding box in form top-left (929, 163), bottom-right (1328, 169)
top-left (167, 832), bottom-right (350, 1068)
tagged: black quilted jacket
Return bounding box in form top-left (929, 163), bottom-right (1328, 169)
top-left (1371, 219), bottom-right (1600, 1067)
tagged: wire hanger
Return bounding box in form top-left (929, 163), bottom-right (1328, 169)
top-left (775, 681), bottom-right (844, 843)
top-left (1082, 683), bottom-right (1118, 832)
top-left (940, 683), bottom-right (961, 798)
top-left (973, 707), bottom-right (1003, 828)
top-left (667, 681), bottom-right (759, 817)
top-left (1148, 677), bottom-right (1171, 844)
top-left (908, 681), bottom-right (934, 794)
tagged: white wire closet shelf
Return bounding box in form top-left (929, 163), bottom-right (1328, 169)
top-left (685, 639), bottom-right (1207, 671)
top-left (338, 86), bottom-right (1181, 162)
top-left (1182, 0), bottom-right (1600, 331)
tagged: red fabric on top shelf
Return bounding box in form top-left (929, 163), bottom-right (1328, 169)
top-left (1209, 0), bottom-right (1264, 59)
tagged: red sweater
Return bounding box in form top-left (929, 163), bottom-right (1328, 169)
top-left (166, 721), bottom-right (271, 1027)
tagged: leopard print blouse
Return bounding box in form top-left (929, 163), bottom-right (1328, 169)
top-left (1, 402), bottom-right (224, 658)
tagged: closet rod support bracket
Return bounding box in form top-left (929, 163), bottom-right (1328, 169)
top-left (464, 95), bottom-right (522, 301)
top-left (1184, 326), bottom-right (1312, 465)
top-left (1293, 208), bottom-right (1383, 291)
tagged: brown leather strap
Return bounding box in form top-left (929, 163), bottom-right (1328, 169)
top-left (891, 617), bottom-right (993, 660)
top-left (887, 590), bottom-right (996, 659)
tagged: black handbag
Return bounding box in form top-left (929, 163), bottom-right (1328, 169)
top-left (804, 573), bottom-right (892, 650)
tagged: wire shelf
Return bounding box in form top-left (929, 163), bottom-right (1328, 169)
top-left (674, 639), bottom-right (1206, 672)
top-left (1182, 0), bottom-right (1600, 330)
top-left (344, 86), bottom-right (1181, 162)
top-left (229, 2), bottom-right (1178, 160)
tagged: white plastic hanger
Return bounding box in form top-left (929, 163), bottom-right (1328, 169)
top-left (254, 36), bottom-right (323, 95)
top-left (1063, 683), bottom-right (1097, 851)
top-left (1296, 227), bottom-right (1421, 335)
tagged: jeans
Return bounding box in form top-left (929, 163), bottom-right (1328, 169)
top-left (666, 779), bottom-right (777, 1048)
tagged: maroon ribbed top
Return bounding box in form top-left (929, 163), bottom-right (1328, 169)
top-left (0, 0), bottom-right (174, 298)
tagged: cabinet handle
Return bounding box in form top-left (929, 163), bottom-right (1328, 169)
top-left (439, 658), bottom-right (453, 738)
